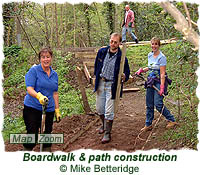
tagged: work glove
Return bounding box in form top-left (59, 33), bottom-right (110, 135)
top-left (159, 84), bottom-right (165, 96)
top-left (135, 68), bottom-right (144, 75)
top-left (36, 92), bottom-right (48, 105)
top-left (55, 108), bottom-right (61, 123)
top-left (128, 22), bottom-right (133, 27)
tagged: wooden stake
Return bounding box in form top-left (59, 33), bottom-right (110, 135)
top-left (83, 62), bottom-right (91, 83)
top-left (114, 43), bottom-right (126, 114)
top-left (123, 88), bottom-right (140, 92)
top-left (76, 67), bottom-right (91, 114)
top-left (62, 117), bottom-right (99, 150)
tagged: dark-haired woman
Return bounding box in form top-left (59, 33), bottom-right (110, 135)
top-left (23, 47), bottom-right (61, 151)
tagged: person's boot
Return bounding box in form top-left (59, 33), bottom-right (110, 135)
top-left (135, 39), bottom-right (139, 44)
top-left (140, 125), bottom-right (152, 132)
top-left (166, 121), bottom-right (178, 129)
top-left (101, 120), bottom-right (113, 144)
top-left (42, 147), bottom-right (52, 152)
top-left (99, 115), bottom-right (105, 134)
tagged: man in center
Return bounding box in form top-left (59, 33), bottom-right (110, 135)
top-left (94, 33), bottom-right (130, 144)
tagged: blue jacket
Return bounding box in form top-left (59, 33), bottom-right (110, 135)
top-left (94, 46), bottom-right (130, 99)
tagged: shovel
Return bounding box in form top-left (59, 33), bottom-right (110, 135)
top-left (40, 98), bottom-right (48, 152)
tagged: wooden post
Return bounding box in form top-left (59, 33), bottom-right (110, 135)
top-left (83, 62), bottom-right (92, 83)
top-left (76, 66), bottom-right (91, 114)
top-left (114, 43), bottom-right (127, 114)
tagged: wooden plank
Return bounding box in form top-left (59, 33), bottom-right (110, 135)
top-left (75, 51), bottom-right (97, 55)
top-left (83, 62), bottom-right (91, 83)
top-left (123, 88), bottom-right (140, 92)
top-left (62, 117), bottom-right (99, 150)
top-left (61, 47), bottom-right (98, 53)
top-left (126, 39), bottom-right (177, 47)
top-left (114, 44), bottom-right (126, 114)
top-left (91, 78), bottom-right (95, 86)
top-left (83, 61), bottom-right (95, 67)
top-left (75, 52), bottom-right (97, 59)
top-left (76, 67), bottom-right (91, 114)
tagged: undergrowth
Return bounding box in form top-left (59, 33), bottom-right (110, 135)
top-left (2, 47), bottom-right (96, 141)
top-left (126, 40), bottom-right (198, 150)
top-left (2, 42), bottom-right (198, 149)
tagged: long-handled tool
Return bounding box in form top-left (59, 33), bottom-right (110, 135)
top-left (136, 74), bottom-right (182, 106)
top-left (40, 98), bottom-right (48, 152)
top-left (135, 74), bottom-right (165, 96)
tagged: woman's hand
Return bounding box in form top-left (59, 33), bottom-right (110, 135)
top-left (36, 92), bottom-right (48, 105)
top-left (135, 68), bottom-right (144, 75)
top-left (159, 84), bottom-right (165, 96)
top-left (55, 108), bottom-right (61, 123)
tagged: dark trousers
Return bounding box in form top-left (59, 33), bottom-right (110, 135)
top-left (146, 82), bottom-right (175, 126)
top-left (23, 105), bottom-right (54, 149)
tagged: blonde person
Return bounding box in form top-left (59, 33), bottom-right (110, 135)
top-left (136, 37), bottom-right (177, 132)
top-left (23, 47), bottom-right (61, 151)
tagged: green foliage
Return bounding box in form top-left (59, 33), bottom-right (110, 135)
top-left (52, 51), bottom-right (95, 118)
top-left (2, 1), bottom-right (199, 148)
top-left (2, 113), bottom-right (26, 141)
top-left (127, 41), bottom-right (198, 149)
top-left (3, 46), bottom-right (33, 77)
top-left (102, 2), bottom-right (116, 34)
top-left (3, 2), bottom-right (199, 48)
top-left (2, 48), bottom-right (97, 141)
top-left (3, 46), bottom-right (33, 99)
top-left (3, 45), bottom-right (22, 57)
top-left (4, 64), bottom-right (28, 87)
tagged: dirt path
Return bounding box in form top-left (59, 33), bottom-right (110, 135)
top-left (5, 89), bottom-right (172, 152)
top-left (4, 48), bottom-right (179, 152)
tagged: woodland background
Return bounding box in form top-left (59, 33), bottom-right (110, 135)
top-left (2, 1), bottom-right (199, 150)
top-left (3, 1), bottom-right (198, 49)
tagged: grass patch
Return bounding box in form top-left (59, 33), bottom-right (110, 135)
top-left (2, 114), bottom-right (26, 141)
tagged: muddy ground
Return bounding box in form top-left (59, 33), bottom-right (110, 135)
top-left (4, 51), bottom-right (180, 152)
top-left (5, 88), bottom-right (179, 152)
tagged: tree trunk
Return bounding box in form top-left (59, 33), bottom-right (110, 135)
top-left (17, 16), bottom-right (37, 55)
top-left (84, 4), bottom-right (91, 47)
top-left (160, 1), bottom-right (199, 50)
top-left (93, 2), bottom-right (104, 45)
top-left (114, 4), bottom-right (118, 32)
top-left (43, 3), bottom-right (50, 47)
top-left (14, 4), bottom-right (22, 46)
top-left (63, 3), bottom-right (68, 50)
top-left (73, 5), bottom-right (76, 47)
top-left (54, 3), bottom-right (59, 48)
top-left (114, 44), bottom-right (126, 114)
top-left (51, 4), bottom-right (54, 48)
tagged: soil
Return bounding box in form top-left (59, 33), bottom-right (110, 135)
top-left (3, 50), bottom-right (180, 152)
top-left (4, 87), bottom-right (179, 152)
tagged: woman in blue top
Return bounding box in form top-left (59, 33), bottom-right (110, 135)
top-left (23, 47), bottom-right (61, 151)
top-left (136, 37), bottom-right (177, 132)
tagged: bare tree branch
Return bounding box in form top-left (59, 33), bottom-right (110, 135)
top-left (183, 3), bottom-right (192, 29)
top-left (186, 17), bottom-right (198, 27)
top-left (160, 1), bottom-right (199, 50)
top-left (17, 16), bottom-right (37, 55)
